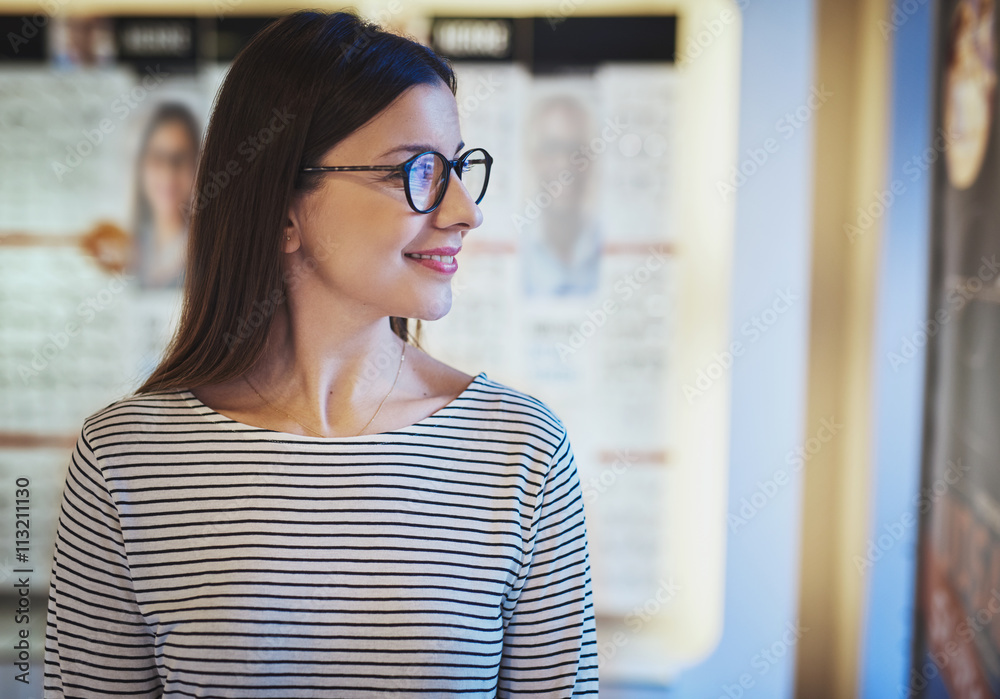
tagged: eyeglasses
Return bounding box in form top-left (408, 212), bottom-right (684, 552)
top-left (301, 147), bottom-right (493, 214)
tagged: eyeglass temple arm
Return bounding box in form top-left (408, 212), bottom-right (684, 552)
top-left (300, 165), bottom-right (400, 172)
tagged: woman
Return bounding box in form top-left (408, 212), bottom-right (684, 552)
top-left (44, 11), bottom-right (597, 697)
top-left (130, 102), bottom-right (200, 290)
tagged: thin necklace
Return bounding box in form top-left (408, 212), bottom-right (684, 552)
top-left (243, 341), bottom-right (407, 438)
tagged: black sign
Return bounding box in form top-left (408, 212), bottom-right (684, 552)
top-left (430, 18), bottom-right (518, 61)
top-left (113, 16), bottom-right (198, 71)
top-left (431, 15), bottom-right (676, 71)
top-left (532, 15), bottom-right (676, 70)
top-left (211, 16), bottom-right (279, 62)
top-left (0, 14), bottom-right (48, 61)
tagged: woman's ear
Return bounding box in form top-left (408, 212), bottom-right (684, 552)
top-left (283, 199), bottom-right (304, 253)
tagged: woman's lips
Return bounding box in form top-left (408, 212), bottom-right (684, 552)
top-left (404, 251), bottom-right (458, 274)
top-left (403, 246), bottom-right (460, 275)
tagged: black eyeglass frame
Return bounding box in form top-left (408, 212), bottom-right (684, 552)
top-left (300, 147), bottom-right (493, 214)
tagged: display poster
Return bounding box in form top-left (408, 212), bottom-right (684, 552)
top-left (423, 58), bottom-right (677, 616)
top-left (913, 0), bottom-right (1000, 696)
top-left (0, 19), bottom-right (223, 693)
top-left (422, 14), bottom-right (705, 684)
top-left (0, 10), bottom-right (694, 692)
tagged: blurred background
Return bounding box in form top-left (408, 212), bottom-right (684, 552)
top-left (0, 0), bottom-right (993, 697)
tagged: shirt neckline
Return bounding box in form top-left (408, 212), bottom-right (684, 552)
top-left (180, 370), bottom-right (487, 442)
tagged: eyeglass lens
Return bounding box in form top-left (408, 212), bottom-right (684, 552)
top-left (408, 153), bottom-right (447, 211)
top-left (408, 151), bottom-right (489, 212)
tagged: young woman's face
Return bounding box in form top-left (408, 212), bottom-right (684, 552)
top-left (286, 80), bottom-right (483, 322)
top-left (141, 120), bottom-right (198, 225)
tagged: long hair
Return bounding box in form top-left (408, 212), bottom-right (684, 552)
top-left (135, 11), bottom-right (456, 395)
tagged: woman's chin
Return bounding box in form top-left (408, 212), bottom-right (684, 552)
top-left (408, 295), bottom-right (453, 322)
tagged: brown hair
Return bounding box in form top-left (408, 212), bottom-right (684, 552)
top-left (136, 11), bottom-right (456, 394)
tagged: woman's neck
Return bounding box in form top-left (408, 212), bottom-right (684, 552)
top-left (245, 301), bottom-right (406, 436)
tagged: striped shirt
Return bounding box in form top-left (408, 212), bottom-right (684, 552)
top-left (44, 371), bottom-right (599, 697)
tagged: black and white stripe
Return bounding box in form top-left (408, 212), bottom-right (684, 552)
top-left (44, 371), bottom-right (599, 697)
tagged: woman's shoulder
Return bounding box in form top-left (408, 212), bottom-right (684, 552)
top-left (458, 371), bottom-right (568, 438)
top-left (78, 387), bottom-right (198, 440)
top-left (412, 348), bottom-right (567, 438)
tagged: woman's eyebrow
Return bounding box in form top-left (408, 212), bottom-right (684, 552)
top-left (377, 141), bottom-right (466, 159)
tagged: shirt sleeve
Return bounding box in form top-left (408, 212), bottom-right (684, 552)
top-left (44, 422), bottom-right (162, 697)
top-left (498, 427), bottom-right (599, 696)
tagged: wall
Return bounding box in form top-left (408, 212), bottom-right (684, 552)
top-left (859, 0), bottom-right (934, 695)
top-left (648, 0), bottom-right (818, 696)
